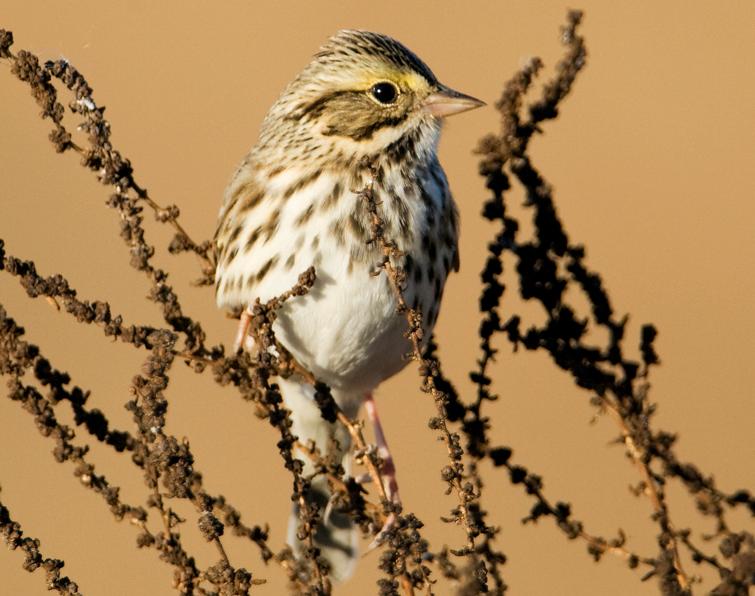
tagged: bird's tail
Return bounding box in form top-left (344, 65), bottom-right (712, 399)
top-left (278, 377), bottom-right (359, 583)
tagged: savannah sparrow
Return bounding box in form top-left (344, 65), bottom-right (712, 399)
top-left (214, 30), bottom-right (483, 581)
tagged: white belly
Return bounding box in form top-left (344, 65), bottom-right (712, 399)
top-left (274, 257), bottom-right (411, 395)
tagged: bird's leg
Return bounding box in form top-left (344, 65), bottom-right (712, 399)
top-left (364, 393), bottom-right (400, 503)
top-left (233, 305), bottom-right (254, 353)
top-left (363, 393), bottom-right (401, 546)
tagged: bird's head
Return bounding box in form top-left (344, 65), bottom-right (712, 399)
top-left (268, 30), bottom-right (484, 157)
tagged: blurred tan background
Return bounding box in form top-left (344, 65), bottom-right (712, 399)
top-left (1, 1), bottom-right (753, 594)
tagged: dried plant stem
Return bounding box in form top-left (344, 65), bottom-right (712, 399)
top-left (0, 495), bottom-right (82, 595)
top-left (359, 166), bottom-right (492, 569)
top-left (2, 14), bottom-right (753, 596)
top-left (602, 398), bottom-right (689, 588)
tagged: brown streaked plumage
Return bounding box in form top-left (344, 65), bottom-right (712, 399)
top-left (214, 29), bottom-right (483, 583)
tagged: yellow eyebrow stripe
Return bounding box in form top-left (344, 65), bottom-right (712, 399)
top-left (360, 69), bottom-right (429, 93)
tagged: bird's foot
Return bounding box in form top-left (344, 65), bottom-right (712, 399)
top-left (362, 393), bottom-right (402, 549)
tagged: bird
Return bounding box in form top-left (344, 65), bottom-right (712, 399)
top-left (213, 29), bottom-right (483, 583)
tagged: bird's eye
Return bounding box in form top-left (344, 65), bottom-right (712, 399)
top-left (370, 82), bottom-right (398, 105)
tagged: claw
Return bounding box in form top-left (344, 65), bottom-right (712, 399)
top-left (354, 472), bottom-right (372, 485)
top-left (367, 512), bottom-right (398, 552)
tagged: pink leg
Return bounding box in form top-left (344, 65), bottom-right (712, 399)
top-left (364, 393), bottom-right (401, 547)
top-left (364, 393), bottom-right (400, 504)
top-left (233, 306), bottom-right (253, 353)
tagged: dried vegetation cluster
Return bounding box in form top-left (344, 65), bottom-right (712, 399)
top-left (0, 12), bottom-right (753, 596)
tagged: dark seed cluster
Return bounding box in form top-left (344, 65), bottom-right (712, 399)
top-left (470, 10), bottom-right (754, 596)
top-left (0, 497), bottom-right (81, 595)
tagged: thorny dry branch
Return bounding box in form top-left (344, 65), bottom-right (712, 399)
top-left (0, 11), bottom-right (753, 596)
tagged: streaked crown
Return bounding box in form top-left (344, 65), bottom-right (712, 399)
top-left (310, 29), bottom-right (438, 88)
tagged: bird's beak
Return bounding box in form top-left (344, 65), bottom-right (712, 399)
top-left (423, 84), bottom-right (486, 118)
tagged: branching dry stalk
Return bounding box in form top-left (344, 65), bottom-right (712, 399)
top-left (473, 10), bottom-right (753, 596)
top-left (360, 169), bottom-right (472, 528)
top-left (358, 164), bottom-right (506, 594)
